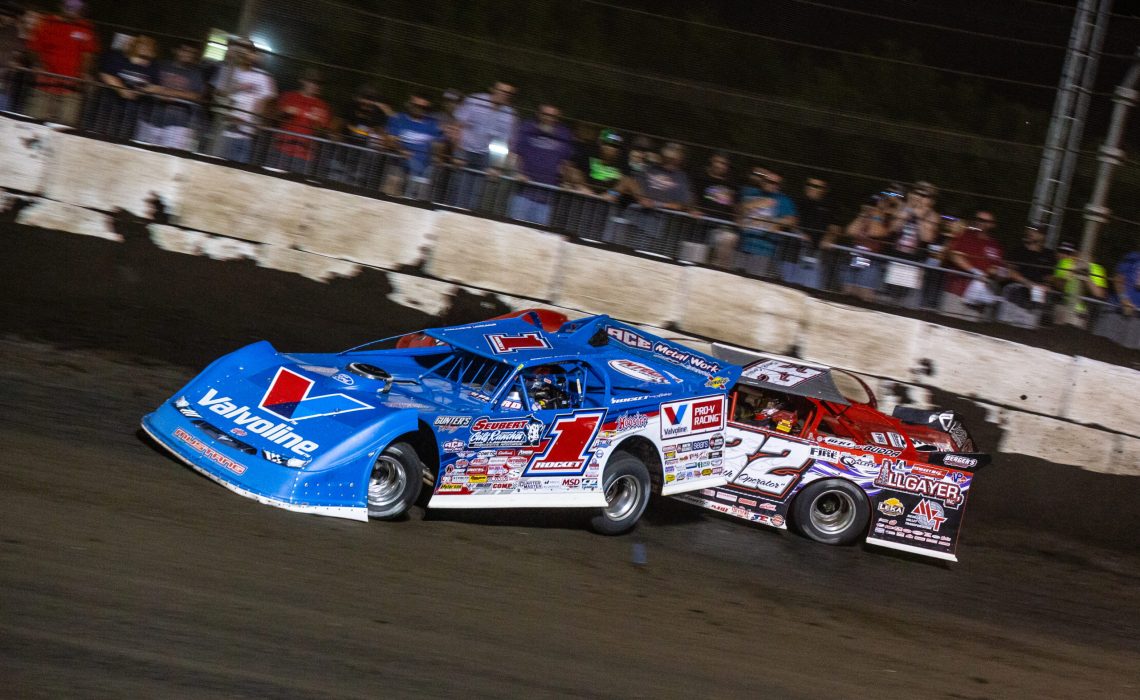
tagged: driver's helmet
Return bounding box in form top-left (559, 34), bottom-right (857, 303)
top-left (755, 394), bottom-right (791, 422)
top-left (524, 367), bottom-right (570, 410)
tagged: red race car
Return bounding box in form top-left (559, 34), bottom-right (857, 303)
top-left (674, 345), bottom-right (989, 561)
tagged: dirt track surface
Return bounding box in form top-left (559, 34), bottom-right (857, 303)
top-left (3, 222), bottom-right (1140, 698)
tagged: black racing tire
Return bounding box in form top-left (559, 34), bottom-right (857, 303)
top-left (366, 442), bottom-right (423, 520)
top-left (791, 479), bottom-right (870, 546)
top-left (589, 453), bottom-right (652, 536)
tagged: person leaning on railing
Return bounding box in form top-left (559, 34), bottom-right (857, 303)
top-left (944, 211), bottom-right (1006, 310)
top-left (1114, 247), bottom-right (1140, 316)
top-left (23, 0), bottom-right (97, 127)
top-left (839, 193), bottom-right (892, 302)
top-left (1052, 241), bottom-right (1108, 326)
top-left (90, 34), bottom-right (158, 141)
top-left (1004, 224), bottom-right (1057, 311)
top-left (136, 39), bottom-right (206, 151)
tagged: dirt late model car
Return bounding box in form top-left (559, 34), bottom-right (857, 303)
top-left (673, 346), bottom-right (990, 561)
top-left (142, 314), bottom-right (741, 534)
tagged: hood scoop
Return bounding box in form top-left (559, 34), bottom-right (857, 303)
top-left (346, 362), bottom-right (393, 392)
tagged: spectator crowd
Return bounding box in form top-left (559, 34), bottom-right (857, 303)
top-left (2, 0), bottom-right (1139, 330)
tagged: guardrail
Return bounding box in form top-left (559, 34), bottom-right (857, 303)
top-left (3, 68), bottom-right (1138, 349)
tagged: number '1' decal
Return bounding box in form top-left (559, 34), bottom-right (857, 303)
top-left (525, 410), bottom-right (606, 476)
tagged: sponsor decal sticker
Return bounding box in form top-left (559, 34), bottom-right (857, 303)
top-left (198, 387), bottom-right (320, 456)
top-left (705, 376), bottom-right (729, 389)
top-left (907, 499), bottom-right (947, 531)
top-left (943, 454), bottom-right (977, 469)
top-left (660, 395), bottom-right (725, 439)
top-left (874, 463), bottom-right (964, 508)
top-left (175, 428), bottom-right (247, 475)
top-left (259, 367), bottom-right (373, 422)
top-left (742, 359), bottom-right (822, 387)
top-left (878, 497), bottom-right (905, 517)
top-left (434, 415), bottom-right (473, 431)
top-left (615, 413), bottom-right (649, 432)
top-left (609, 359), bottom-right (671, 384)
top-left (468, 416), bottom-right (545, 448)
top-left (485, 332), bottom-right (550, 354)
top-left (442, 439), bottom-right (465, 453)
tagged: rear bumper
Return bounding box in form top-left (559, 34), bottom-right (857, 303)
top-left (141, 403), bottom-right (368, 522)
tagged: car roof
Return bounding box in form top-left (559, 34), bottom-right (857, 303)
top-left (425, 315), bottom-right (740, 392)
top-left (711, 344), bottom-right (851, 405)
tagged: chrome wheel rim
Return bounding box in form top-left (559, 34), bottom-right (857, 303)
top-left (604, 475), bottom-right (641, 521)
top-left (368, 455), bottom-right (407, 509)
top-left (808, 489), bottom-right (856, 534)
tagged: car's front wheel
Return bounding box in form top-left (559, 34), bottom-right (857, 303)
top-left (791, 479), bottom-right (869, 545)
top-left (366, 442), bottom-right (423, 520)
top-left (589, 453), bottom-right (651, 535)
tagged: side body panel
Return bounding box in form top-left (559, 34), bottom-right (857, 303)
top-left (674, 421), bottom-right (973, 560)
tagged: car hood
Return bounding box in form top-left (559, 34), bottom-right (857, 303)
top-left (177, 351), bottom-right (480, 463)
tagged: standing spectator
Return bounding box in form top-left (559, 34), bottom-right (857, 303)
top-left (7, 3), bottom-right (40, 113)
top-left (635, 141), bottom-right (691, 210)
top-left (691, 152), bottom-right (739, 270)
top-left (210, 37), bottom-right (275, 164)
top-left (136, 40), bottom-right (205, 150)
top-left (944, 211), bottom-right (1006, 309)
top-left (451, 82), bottom-right (516, 205)
top-left (840, 196), bottom-right (891, 301)
top-left (1053, 241), bottom-right (1108, 324)
top-left (331, 83), bottom-right (389, 187)
top-left (882, 182), bottom-right (939, 300)
top-left (90, 34), bottom-right (159, 140)
top-left (0, 2), bottom-right (23, 113)
top-left (607, 141), bottom-right (690, 248)
top-left (785, 176), bottom-right (839, 287)
top-left (25, 0), bottom-right (97, 126)
top-left (266, 67), bottom-right (331, 175)
top-left (451, 81), bottom-right (517, 207)
top-left (627, 134), bottom-right (657, 175)
top-left (1005, 225), bottom-right (1056, 309)
top-left (738, 167), bottom-right (797, 277)
top-left (576, 128), bottom-right (634, 201)
top-left (383, 91), bottom-right (443, 199)
top-left (1113, 246), bottom-right (1140, 316)
top-left (507, 102), bottom-right (575, 225)
top-left (691, 152), bottom-right (737, 222)
top-left (432, 87), bottom-right (461, 131)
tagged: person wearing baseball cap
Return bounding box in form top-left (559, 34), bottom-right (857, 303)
top-left (1053, 239), bottom-right (1108, 320)
top-left (572, 127), bottom-right (633, 202)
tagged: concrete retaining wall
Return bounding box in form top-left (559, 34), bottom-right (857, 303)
top-left (4, 117), bottom-right (1138, 469)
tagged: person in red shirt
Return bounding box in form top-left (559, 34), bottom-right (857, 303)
top-left (25, 0), bottom-right (97, 125)
top-left (266, 67), bottom-right (331, 175)
top-left (944, 211), bottom-right (1006, 305)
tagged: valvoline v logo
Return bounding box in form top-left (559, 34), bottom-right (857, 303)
top-left (259, 367), bottom-right (373, 422)
top-left (663, 404), bottom-right (688, 426)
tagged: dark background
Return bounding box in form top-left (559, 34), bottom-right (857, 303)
top-left (82, 0), bottom-right (1140, 265)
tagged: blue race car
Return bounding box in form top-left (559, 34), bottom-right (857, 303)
top-left (142, 313), bottom-right (741, 534)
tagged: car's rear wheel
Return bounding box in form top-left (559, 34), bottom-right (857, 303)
top-left (366, 442), bottom-right (423, 520)
top-left (792, 479), bottom-right (869, 545)
top-left (589, 453), bottom-right (651, 535)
